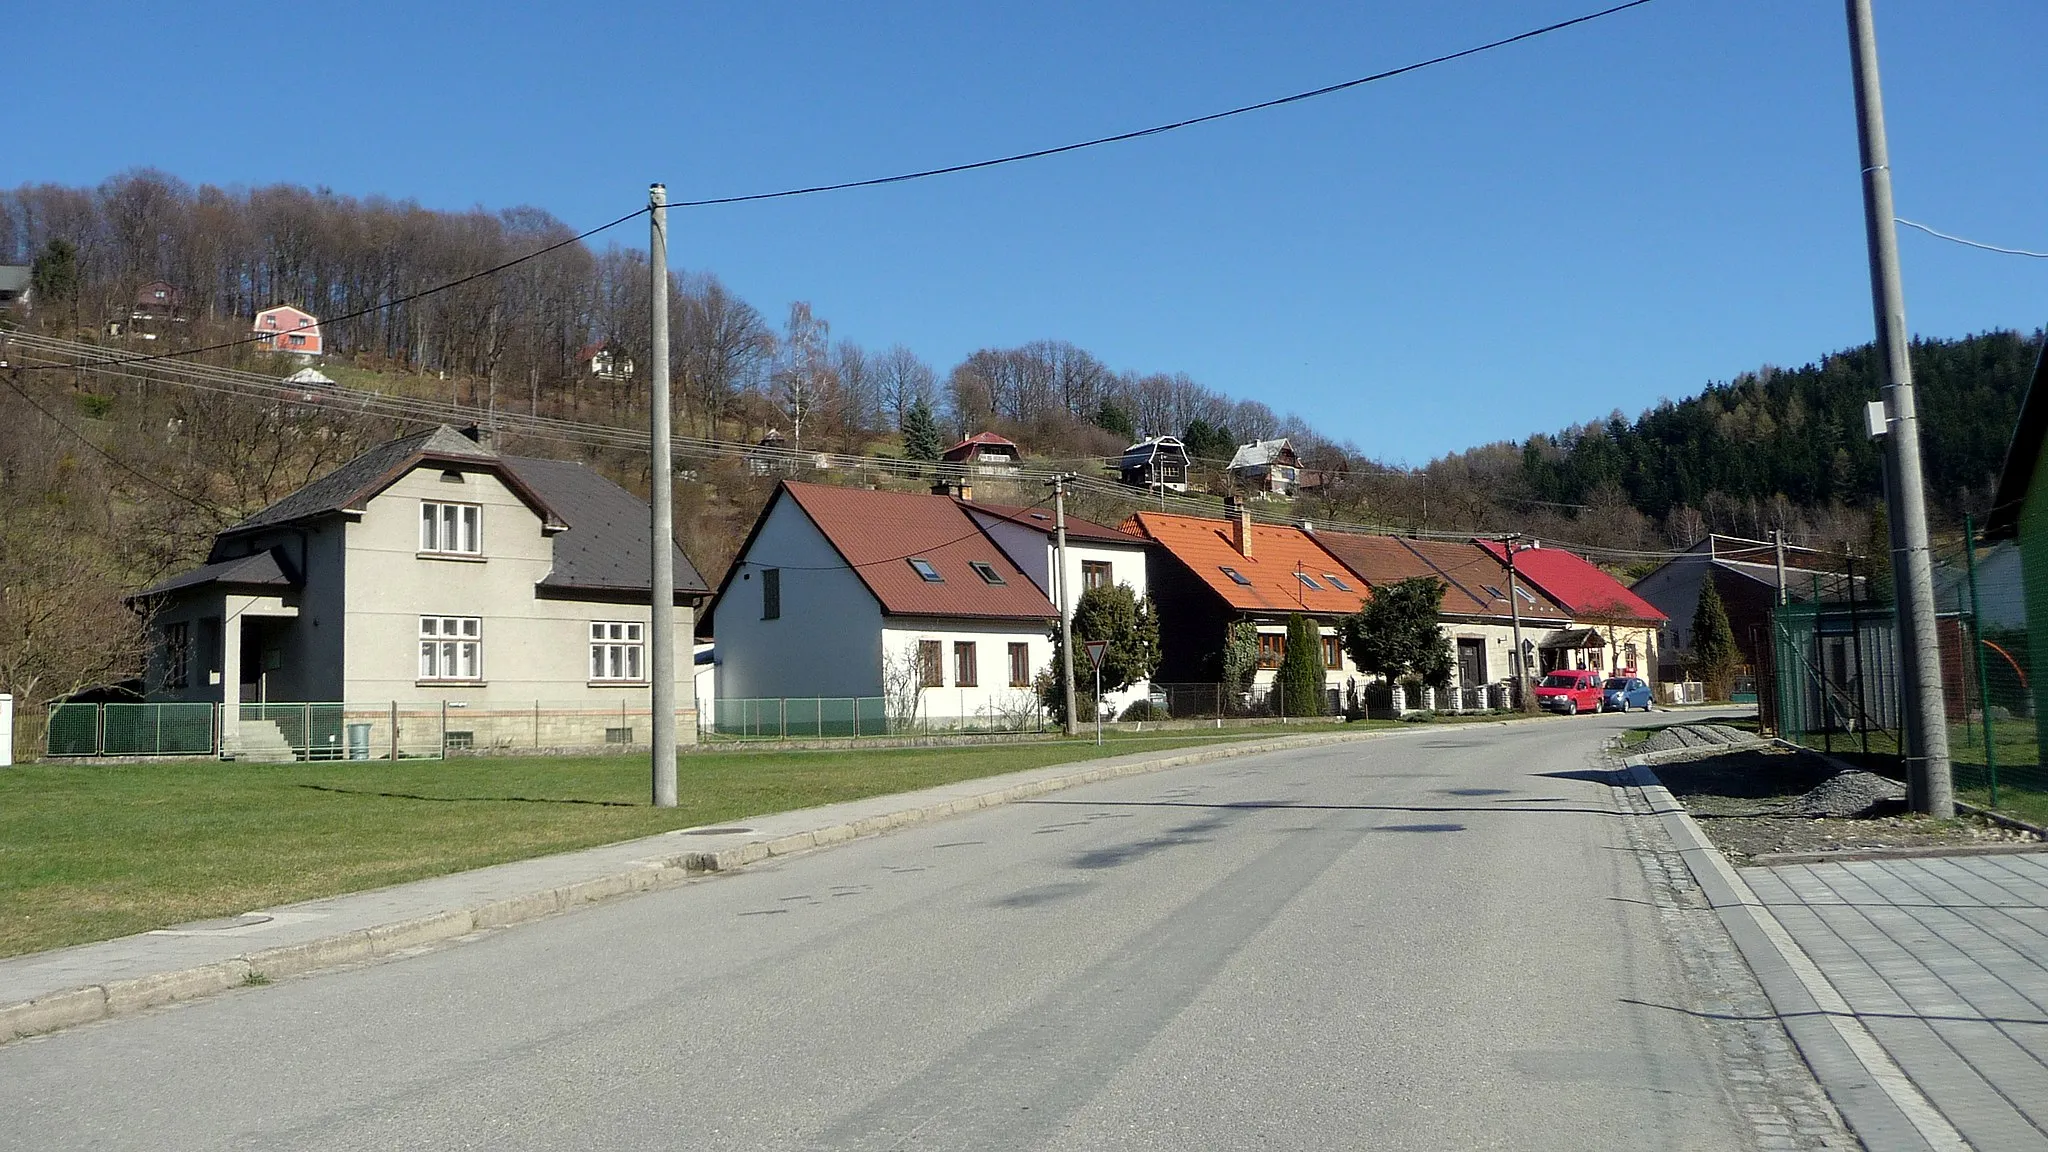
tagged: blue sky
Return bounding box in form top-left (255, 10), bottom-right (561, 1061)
top-left (16, 0), bottom-right (2046, 464)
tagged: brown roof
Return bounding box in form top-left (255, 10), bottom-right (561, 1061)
top-left (1124, 512), bottom-right (1366, 616)
top-left (1314, 533), bottom-right (1570, 622)
top-left (966, 501), bottom-right (1144, 546)
top-left (780, 482), bottom-right (1056, 620)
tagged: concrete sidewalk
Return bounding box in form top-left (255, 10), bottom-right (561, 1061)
top-left (1627, 756), bottom-right (2048, 1152)
top-left (1, 726), bottom-right (1416, 1044)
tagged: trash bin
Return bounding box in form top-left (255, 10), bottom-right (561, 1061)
top-left (346, 722), bottom-right (372, 761)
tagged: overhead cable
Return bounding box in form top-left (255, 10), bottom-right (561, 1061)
top-left (672, 0), bottom-right (1660, 207)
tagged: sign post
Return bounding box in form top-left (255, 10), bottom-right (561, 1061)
top-left (1083, 640), bottom-right (1108, 746)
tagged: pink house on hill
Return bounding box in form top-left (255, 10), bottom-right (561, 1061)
top-left (253, 305), bottom-right (323, 356)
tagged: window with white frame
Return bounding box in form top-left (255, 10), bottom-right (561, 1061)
top-left (419, 616), bottom-right (482, 680)
top-left (590, 621), bottom-right (645, 682)
top-left (419, 500), bottom-right (482, 555)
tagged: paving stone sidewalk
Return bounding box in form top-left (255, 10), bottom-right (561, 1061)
top-left (1744, 854), bottom-right (2048, 1151)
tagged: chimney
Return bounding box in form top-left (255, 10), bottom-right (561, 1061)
top-left (1225, 496), bottom-right (1252, 557)
top-left (1298, 520), bottom-right (1314, 535)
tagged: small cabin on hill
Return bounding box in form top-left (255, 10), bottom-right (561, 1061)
top-left (253, 305), bottom-right (323, 357)
top-left (1118, 436), bottom-right (1191, 492)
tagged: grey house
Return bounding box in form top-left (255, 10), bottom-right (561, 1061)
top-left (133, 426), bottom-right (707, 753)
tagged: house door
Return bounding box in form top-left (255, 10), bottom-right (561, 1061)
top-left (1457, 639), bottom-right (1486, 686)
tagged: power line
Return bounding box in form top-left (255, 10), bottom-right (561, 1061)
top-left (1896, 217), bottom-right (2048, 259)
top-left (673, 0), bottom-right (1661, 208)
top-left (21, 206), bottom-right (652, 375)
top-left (1, 372), bottom-right (224, 516)
top-left (16, 330), bottom-right (1717, 565)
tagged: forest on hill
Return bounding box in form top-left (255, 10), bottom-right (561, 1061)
top-left (2, 169), bottom-right (2040, 706)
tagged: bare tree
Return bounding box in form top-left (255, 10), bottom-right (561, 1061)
top-left (879, 344), bottom-right (937, 430)
top-left (772, 302), bottom-right (833, 452)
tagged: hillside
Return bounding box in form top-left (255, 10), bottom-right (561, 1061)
top-left (3, 170), bottom-right (2041, 707)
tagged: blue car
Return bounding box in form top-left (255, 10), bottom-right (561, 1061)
top-left (1600, 676), bottom-right (1652, 712)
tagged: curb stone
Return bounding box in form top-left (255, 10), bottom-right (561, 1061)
top-left (8, 721), bottom-right (1551, 1044)
top-left (1621, 754), bottom-right (1967, 1152)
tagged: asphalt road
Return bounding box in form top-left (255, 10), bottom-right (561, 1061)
top-left (3, 715), bottom-right (1766, 1150)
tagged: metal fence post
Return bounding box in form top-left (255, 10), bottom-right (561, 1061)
top-left (1964, 515), bottom-right (1999, 808)
top-left (389, 701), bottom-right (399, 762)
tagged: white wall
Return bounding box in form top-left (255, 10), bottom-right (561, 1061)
top-left (881, 618), bottom-right (1053, 723)
top-left (713, 492), bottom-right (886, 702)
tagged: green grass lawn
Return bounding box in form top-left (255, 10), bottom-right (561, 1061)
top-left (0, 726), bottom-right (1365, 959)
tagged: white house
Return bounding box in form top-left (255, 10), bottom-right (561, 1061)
top-left (959, 498), bottom-right (1155, 715)
top-left (1227, 438), bottom-right (1301, 497)
top-left (132, 425), bottom-right (708, 756)
top-left (703, 481), bottom-right (1110, 731)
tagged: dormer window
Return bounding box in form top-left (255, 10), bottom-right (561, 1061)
top-left (908, 558), bottom-right (944, 583)
top-left (421, 500), bottom-right (482, 555)
top-left (969, 561), bottom-right (1006, 585)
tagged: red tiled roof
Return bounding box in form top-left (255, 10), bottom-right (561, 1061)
top-left (1125, 512), bottom-right (1366, 616)
top-left (782, 482), bottom-right (1055, 620)
top-left (967, 501), bottom-right (1143, 546)
top-left (1475, 541), bottom-right (1667, 624)
top-left (1313, 532), bottom-right (1568, 621)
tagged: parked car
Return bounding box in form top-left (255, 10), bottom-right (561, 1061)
top-left (1534, 669), bottom-right (1604, 715)
top-left (1600, 676), bottom-right (1652, 713)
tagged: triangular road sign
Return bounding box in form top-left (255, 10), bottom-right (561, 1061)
top-left (1083, 640), bottom-right (1109, 670)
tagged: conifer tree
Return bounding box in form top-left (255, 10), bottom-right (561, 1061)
top-left (1276, 613), bottom-right (1327, 716)
top-left (1690, 578), bottom-right (1738, 696)
top-left (901, 397), bottom-right (942, 462)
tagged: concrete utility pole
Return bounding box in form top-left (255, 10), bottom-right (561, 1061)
top-left (1773, 529), bottom-right (1789, 607)
top-left (1845, 0), bottom-right (1951, 816)
top-left (1504, 536), bottom-right (1534, 713)
top-left (648, 183), bottom-right (677, 808)
top-left (1053, 475), bottom-right (1079, 737)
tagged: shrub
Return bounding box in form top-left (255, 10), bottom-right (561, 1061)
top-left (1118, 699), bottom-right (1167, 722)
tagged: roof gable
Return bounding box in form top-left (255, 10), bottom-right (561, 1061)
top-left (763, 482), bottom-right (1057, 620)
top-left (216, 426), bottom-right (558, 543)
top-left (1126, 512), bottom-right (1365, 615)
top-left (1475, 541), bottom-right (1667, 624)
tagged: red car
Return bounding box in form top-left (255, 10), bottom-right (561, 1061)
top-left (1535, 669), bottom-right (1604, 715)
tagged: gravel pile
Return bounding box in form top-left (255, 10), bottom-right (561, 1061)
top-left (1792, 770), bottom-right (1907, 818)
top-left (1636, 724), bottom-right (1764, 755)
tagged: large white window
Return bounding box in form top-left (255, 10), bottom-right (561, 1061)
top-left (590, 621), bottom-right (645, 682)
top-left (419, 616), bottom-right (481, 681)
top-left (420, 501), bottom-right (482, 555)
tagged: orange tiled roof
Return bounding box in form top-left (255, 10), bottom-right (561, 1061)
top-left (1125, 512), bottom-right (1367, 616)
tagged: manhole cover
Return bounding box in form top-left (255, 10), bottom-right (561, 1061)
top-left (682, 827), bottom-right (755, 836)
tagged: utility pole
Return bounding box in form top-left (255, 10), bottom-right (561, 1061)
top-left (648, 183), bottom-right (677, 808)
top-left (1845, 0), bottom-right (1951, 816)
top-left (1504, 536), bottom-right (1534, 713)
top-left (1053, 475), bottom-right (1078, 737)
top-left (1773, 528), bottom-right (1789, 607)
